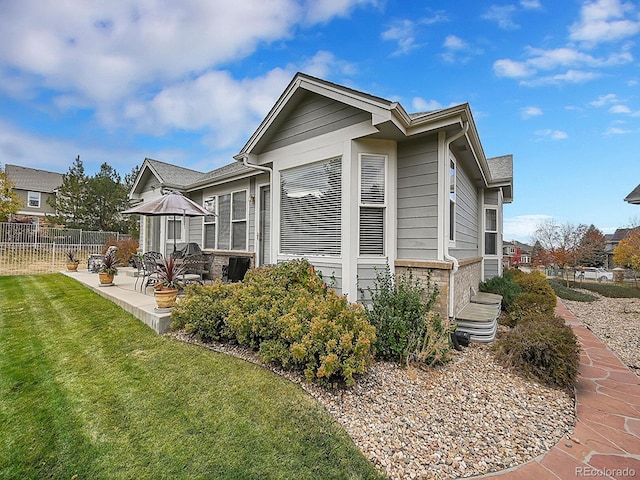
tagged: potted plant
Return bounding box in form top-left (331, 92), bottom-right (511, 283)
top-left (65, 249), bottom-right (80, 271)
top-left (154, 256), bottom-right (186, 308)
top-left (98, 250), bottom-right (119, 285)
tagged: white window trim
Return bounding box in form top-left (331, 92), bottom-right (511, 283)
top-left (231, 190), bottom-right (248, 251)
top-left (203, 196), bottom-right (217, 250)
top-left (484, 206), bottom-right (499, 256)
top-left (358, 153), bottom-right (387, 257)
top-left (28, 191), bottom-right (41, 208)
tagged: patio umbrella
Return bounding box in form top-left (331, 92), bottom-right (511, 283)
top-left (122, 191), bottom-right (211, 253)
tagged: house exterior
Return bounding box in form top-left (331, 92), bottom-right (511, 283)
top-left (129, 73), bottom-right (514, 319)
top-left (503, 240), bottom-right (532, 267)
top-left (5, 164), bottom-right (63, 223)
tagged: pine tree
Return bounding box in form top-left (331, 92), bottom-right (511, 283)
top-left (47, 155), bottom-right (88, 228)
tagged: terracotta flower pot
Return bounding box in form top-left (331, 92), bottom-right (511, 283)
top-left (99, 272), bottom-right (115, 285)
top-left (67, 262), bottom-right (79, 271)
top-left (154, 288), bottom-right (179, 308)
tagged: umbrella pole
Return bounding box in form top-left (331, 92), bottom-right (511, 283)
top-left (173, 215), bottom-right (177, 253)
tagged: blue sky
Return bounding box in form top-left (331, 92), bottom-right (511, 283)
top-left (1, 0), bottom-right (639, 242)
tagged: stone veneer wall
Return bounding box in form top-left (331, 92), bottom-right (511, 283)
top-left (395, 257), bottom-right (483, 319)
top-left (202, 250), bottom-right (255, 281)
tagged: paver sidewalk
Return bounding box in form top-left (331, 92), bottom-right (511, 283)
top-left (476, 299), bottom-right (640, 480)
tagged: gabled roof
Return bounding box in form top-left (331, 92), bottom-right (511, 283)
top-left (234, 72), bottom-right (512, 198)
top-left (144, 158), bottom-right (205, 188)
top-left (624, 183), bottom-right (640, 205)
top-left (5, 164), bottom-right (63, 193)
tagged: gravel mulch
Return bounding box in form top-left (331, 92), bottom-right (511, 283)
top-left (563, 293), bottom-right (640, 376)
top-left (168, 331), bottom-right (575, 479)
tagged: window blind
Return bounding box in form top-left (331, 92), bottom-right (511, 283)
top-left (280, 158), bottom-right (342, 256)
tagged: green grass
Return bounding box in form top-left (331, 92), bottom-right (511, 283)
top-left (549, 278), bottom-right (640, 300)
top-left (0, 274), bottom-right (383, 480)
top-left (548, 279), bottom-right (599, 302)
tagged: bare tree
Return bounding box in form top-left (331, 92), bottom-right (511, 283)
top-left (533, 220), bottom-right (588, 286)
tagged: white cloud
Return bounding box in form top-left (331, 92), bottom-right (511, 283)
top-left (609, 104), bottom-right (632, 113)
top-left (482, 5), bottom-right (520, 30)
top-left (493, 59), bottom-right (534, 78)
top-left (520, 0), bottom-right (542, 9)
top-left (0, 0), bottom-right (370, 109)
top-left (412, 97), bottom-right (444, 112)
top-left (590, 93), bottom-right (619, 106)
top-left (520, 106), bottom-right (543, 118)
top-left (535, 129), bottom-right (569, 140)
top-left (604, 126), bottom-right (631, 134)
top-left (382, 19), bottom-right (421, 55)
top-left (440, 34), bottom-right (483, 64)
top-left (504, 214), bottom-right (553, 242)
top-left (570, 0), bottom-right (640, 46)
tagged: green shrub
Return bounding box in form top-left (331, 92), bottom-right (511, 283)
top-left (493, 314), bottom-right (580, 389)
top-left (364, 266), bottom-right (450, 366)
top-left (503, 270), bottom-right (557, 326)
top-left (223, 259), bottom-right (376, 387)
top-left (480, 274), bottom-right (521, 310)
top-left (170, 282), bottom-right (238, 341)
top-left (564, 281), bottom-right (640, 299)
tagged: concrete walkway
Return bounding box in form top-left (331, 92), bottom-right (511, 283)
top-left (479, 299), bottom-right (640, 480)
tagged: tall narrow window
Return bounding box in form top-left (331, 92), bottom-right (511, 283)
top-left (203, 196), bottom-right (216, 249)
top-left (359, 154), bottom-right (386, 256)
top-left (485, 208), bottom-right (498, 255)
top-left (231, 191), bottom-right (247, 250)
top-left (280, 158), bottom-right (342, 256)
top-left (28, 191), bottom-right (41, 208)
top-left (218, 194), bottom-right (231, 250)
top-left (449, 159), bottom-right (456, 242)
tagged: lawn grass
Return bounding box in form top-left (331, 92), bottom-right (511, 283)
top-left (0, 274), bottom-right (383, 480)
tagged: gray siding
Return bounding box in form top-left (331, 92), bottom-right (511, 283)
top-left (396, 136), bottom-right (439, 260)
top-left (451, 162), bottom-right (479, 259)
top-left (356, 264), bottom-right (384, 304)
top-left (262, 92), bottom-right (370, 152)
top-left (485, 190), bottom-right (499, 205)
top-left (484, 258), bottom-right (499, 280)
top-left (188, 191), bottom-right (203, 245)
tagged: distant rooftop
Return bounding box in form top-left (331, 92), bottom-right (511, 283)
top-left (5, 164), bottom-right (63, 193)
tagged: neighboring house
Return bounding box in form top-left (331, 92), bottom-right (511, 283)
top-left (605, 227), bottom-right (640, 269)
top-left (503, 240), bottom-right (532, 267)
top-left (5, 164), bottom-right (63, 223)
top-left (624, 184), bottom-right (640, 205)
top-left (129, 73), bottom-right (514, 319)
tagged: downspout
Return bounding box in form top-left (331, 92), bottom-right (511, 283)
top-left (241, 155), bottom-right (273, 264)
top-left (444, 121), bottom-right (469, 318)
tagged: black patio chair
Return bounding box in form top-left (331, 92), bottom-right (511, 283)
top-left (142, 251), bottom-right (163, 292)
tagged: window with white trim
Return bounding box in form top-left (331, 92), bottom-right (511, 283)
top-left (28, 191), bottom-right (41, 208)
top-left (449, 159), bottom-right (456, 242)
top-left (485, 208), bottom-right (498, 255)
top-left (203, 196), bottom-right (216, 249)
top-left (167, 218), bottom-right (182, 240)
top-left (202, 191), bottom-right (247, 250)
top-left (231, 190), bottom-right (247, 250)
top-left (359, 154), bottom-right (386, 256)
top-left (280, 158), bottom-right (341, 256)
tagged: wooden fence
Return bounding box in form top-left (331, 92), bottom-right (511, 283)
top-left (0, 223), bottom-right (129, 275)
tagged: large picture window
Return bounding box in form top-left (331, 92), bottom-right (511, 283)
top-left (359, 154), bottom-right (386, 256)
top-left (280, 158), bottom-right (342, 256)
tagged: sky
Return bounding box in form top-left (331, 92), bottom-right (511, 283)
top-left (1, 0), bottom-right (639, 243)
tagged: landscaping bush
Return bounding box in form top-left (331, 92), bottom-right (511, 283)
top-left (563, 280), bottom-right (640, 299)
top-left (503, 270), bottom-right (558, 326)
top-left (480, 273), bottom-right (521, 310)
top-left (170, 282), bottom-right (239, 341)
top-left (364, 266), bottom-right (450, 366)
top-left (493, 314), bottom-right (580, 389)
top-left (172, 259), bottom-right (376, 387)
